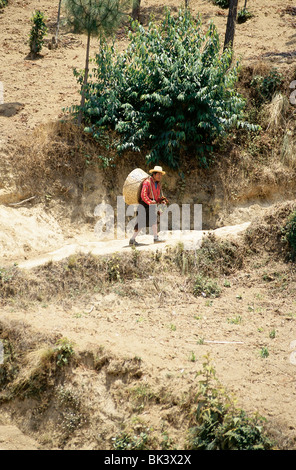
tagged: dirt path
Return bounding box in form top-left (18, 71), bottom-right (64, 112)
top-left (0, 424), bottom-right (40, 450)
top-left (15, 223), bottom-right (250, 269)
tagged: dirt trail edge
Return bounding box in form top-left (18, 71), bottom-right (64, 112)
top-left (15, 223), bottom-right (250, 270)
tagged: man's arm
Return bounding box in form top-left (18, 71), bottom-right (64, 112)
top-left (141, 179), bottom-right (156, 205)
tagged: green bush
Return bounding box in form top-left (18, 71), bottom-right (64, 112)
top-left (187, 357), bottom-right (273, 450)
top-left (251, 68), bottom-right (284, 105)
top-left (112, 431), bottom-right (150, 450)
top-left (237, 7), bottom-right (254, 24)
top-left (76, 8), bottom-right (256, 168)
top-left (193, 274), bottom-right (221, 298)
top-left (29, 10), bottom-right (47, 57)
top-left (54, 338), bottom-right (75, 367)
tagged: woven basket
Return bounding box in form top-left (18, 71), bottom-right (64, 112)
top-left (123, 168), bottom-right (149, 205)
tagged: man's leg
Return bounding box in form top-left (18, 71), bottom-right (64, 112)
top-left (129, 229), bottom-right (139, 244)
top-left (149, 204), bottom-right (165, 242)
top-left (129, 203), bottom-right (147, 245)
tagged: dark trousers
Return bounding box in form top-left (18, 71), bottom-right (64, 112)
top-left (134, 201), bottom-right (158, 232)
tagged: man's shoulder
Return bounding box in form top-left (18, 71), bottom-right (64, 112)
top-left (142, 177), bottom-right (151, 187)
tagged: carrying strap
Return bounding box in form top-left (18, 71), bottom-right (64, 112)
top-left (149, 176), bottom-right (163, 202)
top-left (149, 177), bottom-right (155, 202)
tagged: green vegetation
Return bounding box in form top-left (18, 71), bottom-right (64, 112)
top-left (0, 0), bottom-right (8, 9)
top-left (227, 315), bottom-right (242, 324)
top-left (269, 329), bottom-right (276, 339)
top-left (187, 356), bottom-right (273, 450)
top-left (29, 10), bottom-right (48, 58)
top-left (250, 68), bottom-right (284, 105)
top-left (260, 347), bottom-right (269, 359)
top-left (193, 275), bottom-right (221, 298)
top-left (237, 7), bottom-right (254, 23)
top-left (54, 338), bottom-right (75, 367)
top-left (65, 0), bottom-right (128, 124)
top-left (112, 430), bottom-right (150, 450)
top-left (211, 0), bottom-right (229, 8)
top-left (77, 8), bottom-right (257, 168)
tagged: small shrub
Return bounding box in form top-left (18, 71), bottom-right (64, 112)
top-left (211, 0), bottom-right (229, 8)
top-left (112, 430), bottom-right (150, 450)
top-left (269, 329), bottom-right (276, 339)
top-left (29, 10), bottom-right (47, 58)
top-left (251, 68), bottom-right (284, 105)
top-left (187, 356), bottom-right (273, 450)
top-left (260, 347), bottom-right (269, 358)
top-left (106, 256), bottom-right (122, 282)
top-left (237, 8), bottom-right (254, 23)
top-left (193, 275), bottom-right (221, 298)
top-left (54, 338), bottom-right (75, 367)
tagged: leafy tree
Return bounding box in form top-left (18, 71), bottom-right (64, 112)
top-left (77, 8), bottom-right (257, 168)
top-left (65, 0), bottom-right (128, 124)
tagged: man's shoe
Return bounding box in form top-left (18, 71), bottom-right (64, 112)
top-left (154, 236), bottom-right (165, 243)
top-left (129, 238), bottom-right (139, 246)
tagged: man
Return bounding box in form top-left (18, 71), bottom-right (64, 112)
top-left (129, 165), bottom-right (168, 245)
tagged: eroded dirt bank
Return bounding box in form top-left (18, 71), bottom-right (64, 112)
top-left (1, 0), bottom-right (296, 450)
top-left (0, 202), bottom-right (296, 449)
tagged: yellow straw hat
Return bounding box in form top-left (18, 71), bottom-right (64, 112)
top-left (149, 165), bottom-right (166, 175)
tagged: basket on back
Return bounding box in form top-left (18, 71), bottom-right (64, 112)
top-left (123, 168), bottom-right (149, 205)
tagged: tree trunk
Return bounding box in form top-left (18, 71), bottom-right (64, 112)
top-left (78, 30), bottom-right (91, 125)
top-left (132, 0), bottom-right (141, 21)
top-left (55, 0), bottom-right (62, 43)
top-left (223, 0), bottom-right (239, 51)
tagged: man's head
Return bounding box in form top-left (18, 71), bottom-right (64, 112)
top-left (152, 171), bottom-right (163, 182)
top-left (149, 166), bottom-right (165, 182)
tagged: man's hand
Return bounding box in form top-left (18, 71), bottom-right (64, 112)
top-left (159, 196), bottom-right (169, 205)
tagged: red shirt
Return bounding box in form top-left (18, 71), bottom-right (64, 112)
top-left (141, 177), bottom-right (162, 205)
